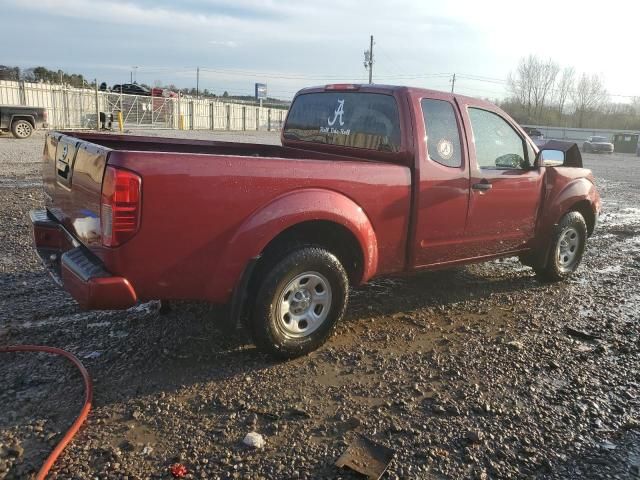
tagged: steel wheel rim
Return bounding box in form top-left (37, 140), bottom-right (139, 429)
top-left (16, 122), bottom-right (31, 138)
top-left (276, 271), bottom-right (332, 338)
top-left (557, 226), bottom-right (581, 272)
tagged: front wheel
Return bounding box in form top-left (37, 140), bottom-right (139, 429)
top-left (250, 247), bottom-right (348, 359)
top-left (533, 211), bottom-right (587, 282)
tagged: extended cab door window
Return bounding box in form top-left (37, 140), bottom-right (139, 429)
top-left (421, 99), bottom-right (462, 168)
top-left (468, 108), bottom-right (531, 170)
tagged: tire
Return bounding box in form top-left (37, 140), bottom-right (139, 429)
top-left (533, 211), bottom-right (587, 282)
top-left (11, 120), bottom-right (33, 139)
top-left (250, 247), bottom-right (348, 359)
top-left (583, 144), bottom-right (590, 153)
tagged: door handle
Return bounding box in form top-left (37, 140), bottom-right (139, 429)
top-left (472, 180), bottom-right (492, 191)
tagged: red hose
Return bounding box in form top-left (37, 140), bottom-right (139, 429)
top-left (0, 345), bottom-right (93, 480)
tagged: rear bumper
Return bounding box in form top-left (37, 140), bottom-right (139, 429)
top-left (30, 209), bottom-right (137, 310)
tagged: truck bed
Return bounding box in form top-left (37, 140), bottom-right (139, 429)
top-left (65, 132), bottom-right (383, 162)
top-left (43, 131), bottom-right (412, 304)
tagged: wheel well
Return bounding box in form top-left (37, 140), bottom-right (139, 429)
top-left (570, 200), bottom-right (596, 236)
top-left (252, 220), bottom-right (364, 287)
top-left (12, 116), bottom-right (35, 128)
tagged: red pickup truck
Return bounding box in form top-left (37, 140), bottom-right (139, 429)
top-left (31, 84), bottom-right (601, 358)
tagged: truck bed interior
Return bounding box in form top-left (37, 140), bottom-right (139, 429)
top-left (65, 132), bottom-right (366, 162)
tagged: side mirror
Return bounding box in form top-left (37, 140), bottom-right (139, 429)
top-left (539, 149), bottom-right (564, 167)
top-left (537, 141), bottom-right (583, 168)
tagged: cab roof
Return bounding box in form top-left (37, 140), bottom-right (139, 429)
top-left (296, 83), bottom-right (497, 110)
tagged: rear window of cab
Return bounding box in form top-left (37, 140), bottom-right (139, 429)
top-left (283, 92), bottom-right (402, 152)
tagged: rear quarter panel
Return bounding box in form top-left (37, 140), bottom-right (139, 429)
top-left (103, 152), bottom-right (411, 303)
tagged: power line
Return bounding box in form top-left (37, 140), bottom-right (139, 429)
top-left (128, 64), bottom-right (640, 101)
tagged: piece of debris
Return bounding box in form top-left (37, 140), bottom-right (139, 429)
top-left (600, 441), bottom-right (617, 450)
top-left (288, 406), bottom-right (311, 419)
top-left (243, 431), bottom-right (265, 449)
top-left (466, 430), bottom-right (484, 444)
top-left (506, 340), bottom-right (524, 351)
top-left (565, 326), bottom-right (600, 342)
top-left (335, 434), bottom-right (394, 480)
top-left (169, 463), bottom-right (188, 478)
top-left (7, 444), bottom-right (24, 458)
top-left (83, 351), bottom-right (102, 359)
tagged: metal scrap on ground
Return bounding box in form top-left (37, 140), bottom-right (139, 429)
top-left (335, 435), bottom-right (394, 480)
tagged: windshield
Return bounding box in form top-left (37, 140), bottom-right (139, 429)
top-left (283, 92), bottom-right (402, 152)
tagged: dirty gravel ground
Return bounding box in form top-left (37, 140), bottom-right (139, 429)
top-left (0, 129), bottom-right (638, 480)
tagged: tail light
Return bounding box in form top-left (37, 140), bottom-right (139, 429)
top-left (101, 166), bottom-right (141, 247)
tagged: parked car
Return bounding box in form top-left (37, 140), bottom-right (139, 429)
top-left (583, 135), bottom-right (614, 153)
top-left (151, 87), bottom-right (178, 98)
top-left (0, 105), bottom-right (48, 139)
top-left (31, 84), bottom-right (601, 358)
top-left (111, 83), bottom-right (151, 96)
top-left (523, 127), bottom-right (546, 147)
top-left (523, 127), bottom-right (544, 140)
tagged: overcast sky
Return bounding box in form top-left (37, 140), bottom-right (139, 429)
top-left (2, 0), bottom-right (638, 101)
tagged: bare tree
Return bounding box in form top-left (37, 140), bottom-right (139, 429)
top-left (507, 55), bottom-right (559, 123)
top-left (532, 59), bottom-right (559, 121)
top-left (571, 73), bottom-right (608, 128)
top-left (555, 66), bottom-right (575, 117)
top-left (632, 96), bottom-right (640, 116)
top-left (508, 55), bottom-right (535, 120)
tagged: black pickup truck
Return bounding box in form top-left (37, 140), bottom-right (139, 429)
top-left (1, 105), bottom-right (48, 139)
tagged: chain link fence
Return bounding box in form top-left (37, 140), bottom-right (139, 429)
top-left (0, 80), bottom-right (288, 132)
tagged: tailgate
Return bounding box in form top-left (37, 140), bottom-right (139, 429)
top-left (43, 132), bottom-right (111, 248)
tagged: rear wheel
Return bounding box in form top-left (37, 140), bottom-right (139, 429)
top-left (11, 120), bottom-right (33, 139)
top-left (533, 211), bottom-right (587, 281)
top-left (250, 247), bottom-right (348, 359)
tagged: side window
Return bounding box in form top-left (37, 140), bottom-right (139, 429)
top-left (468, 108), bottom-right (528, 170)
top-left (421, 99), bottom-right (462, 168)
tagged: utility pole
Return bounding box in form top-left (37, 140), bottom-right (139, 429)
top-left (364, 35), bottom-right (374, 84)
top-left (369, 35), bottom-right (374, 84)
top-left (95, 78), bottom-right (100, 130)
top-left (131, 66), bottom-right (138, 83)
top-left (196, 67), bottom-right (200, 99)
top-left (451, 73), bottom-right (456, 93)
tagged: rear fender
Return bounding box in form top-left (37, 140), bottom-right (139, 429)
top-left (11, 114), bottom-right (36, 128)
top-left (208, 188), bottom-right (378, 299)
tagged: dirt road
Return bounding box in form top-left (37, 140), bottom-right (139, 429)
top-left (1, 130), bottom-right (638, 479)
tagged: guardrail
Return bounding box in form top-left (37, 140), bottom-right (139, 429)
top-left (523, 124), bottom-right (639, 142)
